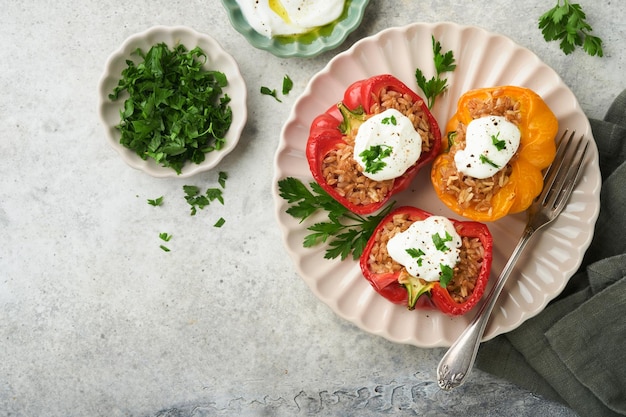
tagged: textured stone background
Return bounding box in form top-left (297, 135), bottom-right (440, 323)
top-left (1, 0), bottom-right (623, 416)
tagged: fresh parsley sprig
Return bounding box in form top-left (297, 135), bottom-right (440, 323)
top-left (415, 36), bottom-right (457, 109)
top-left (359, 144), bottom-right (393, 174)
top-left (538, 0), bottom-right (604, 57)
top-left (278, 177), bottom-right (394, 260)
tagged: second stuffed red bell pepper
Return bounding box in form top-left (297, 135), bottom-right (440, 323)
top-left (359, 206), bottom-right (493, 316)
top-left (306, 74), bottom-right (441, 215)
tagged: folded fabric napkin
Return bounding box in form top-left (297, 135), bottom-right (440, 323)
top-left (476, 89), bottom-right (626, 417)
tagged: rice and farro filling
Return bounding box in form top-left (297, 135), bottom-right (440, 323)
top-left (321, 88), bottom-right (436, 208)
top-left (366, 212), bottom-right (485, 303)
top-left (436, 89), bottom-right (522, 216)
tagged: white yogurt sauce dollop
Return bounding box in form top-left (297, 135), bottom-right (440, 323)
top-left (236, 0), bottom-right (345, 38)
top-left (454, 116), bottom-right (521, 179)
top-left (387, 216), bottom-right (462, 282)
top-left (353, 108), bottom-right (422, 182)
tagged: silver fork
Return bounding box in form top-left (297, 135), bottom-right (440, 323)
top-left (437, 130), bottom-right (590, 391)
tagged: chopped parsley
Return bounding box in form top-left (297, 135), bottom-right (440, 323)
top-left (432, 231), bottom-right (453, 252)
top-left (439, 263), bottom-right (454, 287)
top-left (381, 115), bottom-right (397, 125)
top-left (147, 196), bottom-right (164, 206)
top-left (480, 154), bottom-right (500, 168)
top-left (159, 232), bottom-right (172, 252)
top-left (214, 217), bottom-right (226, 228)
top-left (183, 171), bottom-right (227, 215)
top-left (406, 248), bottom-right (425, 266)
top-left (491, 132), bottom-right (507, 150)
top-left (282, 75), bottom-right (293, 95)
top-left (262, 74), bottom-right (294, 101)
top-left (260, 86), bottom-right (281, 102)
top-left (109, 43), bottom-right (232, 174)
top-left (359, 144), bottom-right (393, 174)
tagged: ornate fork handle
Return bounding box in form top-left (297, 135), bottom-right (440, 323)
top-left (436, 131), bottom-right (589, 391)
top-left (437, 226), bottom-right (534, 390)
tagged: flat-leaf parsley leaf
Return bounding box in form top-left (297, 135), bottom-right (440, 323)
top-left (415, 36), bottom-right (457, 109)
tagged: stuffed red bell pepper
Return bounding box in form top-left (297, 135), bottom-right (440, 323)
top-left (306, 74), bottom-right (441, 215)
top-left (359, 206), bottom-right (493, 316)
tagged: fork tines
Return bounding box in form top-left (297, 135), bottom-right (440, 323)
top-left (540, 130), bottom-right (590, 211)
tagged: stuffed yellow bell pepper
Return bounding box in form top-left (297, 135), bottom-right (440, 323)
top-left (431, 86), bottom-right (558, 222)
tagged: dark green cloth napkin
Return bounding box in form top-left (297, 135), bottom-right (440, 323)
top-left (475, 89), bottom-right (626, 417)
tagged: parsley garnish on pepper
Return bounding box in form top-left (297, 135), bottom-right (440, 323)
top-left (479, 154), bottom-right (500, 168)
top-left (109, 43), bottom-right (232, 174)
top-left (491, 132), bottom-right (507, 150)
top-left (406, 248), bottom-right (425, 266)
top-left (381, 115), bottom-right (397, 125)
top-left (433, 231), bottom-right (453, 252)
top-left (359, 144), bottom-right (393, 174)
top-left (278, 177), bottom-right (395, 260)
top-left (439, 264), bottom-right (454, 287)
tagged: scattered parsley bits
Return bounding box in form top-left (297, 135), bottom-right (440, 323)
top-left (109, 43), bottom-right (233, 174)
top-left (147, 196), bottom-right (164, 206)
top-left (183, 171), bottom-right (228, 216)
top-left (260, 86), bottom-right (281, 102)
top-left (277, 177), bottom-right (395, 260)
top-left (214, 217), bottom-right (226, 228)
top-left (218, 171), bottom-right (228, 188)
top-left (282, 75), bottom-right (293, 95)
top-left (262, 74), bottom-right (293, 102)
top-left (538, 0), bottom-right (604, 57)
top-left (415, 36), bottom-right (457, 109)
top-left (359, 144), bottom-right (393, 174)
top-left (159, 233), bottom-right (172, 251)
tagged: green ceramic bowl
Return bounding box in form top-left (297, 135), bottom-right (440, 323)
top-left (221, 0), bottom-right (370, 58)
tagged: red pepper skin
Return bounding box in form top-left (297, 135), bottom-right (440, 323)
top-left (306, 74), bottom-right (441, 215)
top-left (359, 206), bottom-right (493, 316)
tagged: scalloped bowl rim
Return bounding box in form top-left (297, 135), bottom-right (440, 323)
top-left (220, 0), bottom-right (370, 58)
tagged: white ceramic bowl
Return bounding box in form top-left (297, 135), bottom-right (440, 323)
top-left (98, 26), bottom-right (247, 178)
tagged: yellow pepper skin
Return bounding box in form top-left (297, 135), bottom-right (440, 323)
top-left (431, 86), bottom-right (558, 222)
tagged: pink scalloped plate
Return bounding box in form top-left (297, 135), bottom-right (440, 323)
top-left (272, 22), bottom-right (600, 347)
